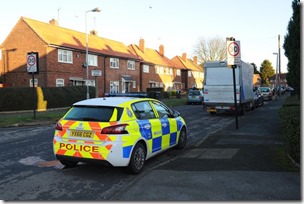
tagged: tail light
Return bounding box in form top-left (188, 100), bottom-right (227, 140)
top-left (55, 122), bottom-right (63, 131)
top-left (101, 124), bottom-right (129, 134)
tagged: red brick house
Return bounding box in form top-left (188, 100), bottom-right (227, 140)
top-left (171, 53), bottom-right (204, 90)
top-left (129, 39), bottom-right (183, 92)
top-left (0, 17), bottom-right (141, 96)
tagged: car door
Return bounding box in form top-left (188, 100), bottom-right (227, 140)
top-left (131, 101), bottom-right (162, 154)
top-left (150, 101), bottom-right (178, 150)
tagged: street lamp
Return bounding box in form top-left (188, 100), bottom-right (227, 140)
top-left (85, 7), bottom-right (101, 99)
top-left (273, 52), bottom-right (278, 96)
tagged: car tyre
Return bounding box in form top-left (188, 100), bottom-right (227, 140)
top-left (59, 159), bottom-right (78, 167)
top-left (176, 128), bottom-right (187, 149)
top-left (127, 143), bottom-right (146, 174)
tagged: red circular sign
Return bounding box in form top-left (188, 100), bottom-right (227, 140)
top-left (228, 42), bottom-right (240, 57)
top-left (27, 55), bottom-right (36, 66)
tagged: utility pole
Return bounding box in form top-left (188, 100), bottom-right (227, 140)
top-left (278, 34), bottom-right (281, 96)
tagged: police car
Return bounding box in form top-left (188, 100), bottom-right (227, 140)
top-left (53, 97), bottom-right (187, 174)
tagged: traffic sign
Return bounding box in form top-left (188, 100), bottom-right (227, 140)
top-left (27, 52), bottom-right (39, 74)
top-left (91, 70), bottom-right (102, 77)
top-left (226, 40), bottom-right (241, 66)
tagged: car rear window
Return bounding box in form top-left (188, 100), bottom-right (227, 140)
top-left (259, 87), bottom-right (270, 92)
top-left (189, 90), bottom-right (201, 96)
top-left (64, 106), bottom-right (124, 122)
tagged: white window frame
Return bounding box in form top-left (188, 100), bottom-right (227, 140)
top-left (143, 65), bottom-right (149, 73)
top-left (127, 60), bottom-right (135, 70)
top-left (88, 54), bottom-right (98, 66)
top-left (188, 71), bottom-right (192, 77)
top-left (177, 69), bottom-right (181, 76)
top-left (133, 81), bottom-right (136, 88)
top-left (56, 78), bottom-right (64, 87)
top-left (58, 49), bottom-right (73, 63)
top-left (110, 58), bottom-right (119, 69)
top-left (110, 81), bottom-right (119, 93)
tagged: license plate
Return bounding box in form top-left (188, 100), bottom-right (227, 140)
top-left (69, 130), bottom-right (94, 139)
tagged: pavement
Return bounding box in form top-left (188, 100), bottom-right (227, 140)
top-left (111, 93), bottom-right (301, 201)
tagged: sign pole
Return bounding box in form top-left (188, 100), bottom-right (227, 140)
top-left (27, 52), bottom-right (39, 119)
top-left (95, 76), bottom-right (98, 98)
top-left (232, 65), bottom-right (238, 129)
top-left (226, 37), bottom-right (241, 130)
top-left (32, 72), bottom-right (36, 119)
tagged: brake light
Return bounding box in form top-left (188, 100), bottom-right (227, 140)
top-left (55, 122), bottom-right (63, 131)
top-left (101, 124), bottom-right (129, 134)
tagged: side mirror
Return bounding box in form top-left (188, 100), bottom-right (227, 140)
top-left (172, 110), bottom-right (180, 118)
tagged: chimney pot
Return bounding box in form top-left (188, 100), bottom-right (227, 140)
top-left (193, 56), bottom-right (198, 64)
top-left (49, 19), bottom-right (58, 26)
top-left (159, 45), bottom-right (164, 56)
top-left (90, 30), bottom-right (98, 36)
top-left (139, 39), bottom-right (145, 52)
top-left (182, 53), bottom-right (187, 61)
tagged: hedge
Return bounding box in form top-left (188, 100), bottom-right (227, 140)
top-left (279, 95), bottom-right (300, 164)
top-left (0, 86), bottom-right (95, 112)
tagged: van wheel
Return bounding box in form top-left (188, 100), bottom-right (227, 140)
top-left (176, 128), bottom-right (187, 149)
top-left (127, 143), bottom-right (146, 174)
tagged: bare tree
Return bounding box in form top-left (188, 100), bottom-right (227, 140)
top-left (194, 36), bottom-right (227, 64)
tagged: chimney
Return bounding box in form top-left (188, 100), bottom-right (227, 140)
top-left (139, 39), bottom-right (145, 52)
top-left (159, 45), bottom-right (164, 56)
top-left (182, 53), bottom-right (187, 61)
top-left (193, 56), bottom-right (198, 64)
top-left (90, 30), bottom-right (98, 36)
top-left (49, 19), bottom-right (58, 26)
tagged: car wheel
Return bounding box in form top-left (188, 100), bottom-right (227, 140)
top-left (176, 128), bottom-right (187, 149)
top-left (127, 143), bottom-right (146, 174)
top-left (59, 159), bottom-right (78, 167)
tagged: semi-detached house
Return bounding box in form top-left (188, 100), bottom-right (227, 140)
top-left (0, 17), bottom-right (204, 95)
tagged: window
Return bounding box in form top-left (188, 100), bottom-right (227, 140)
top-left (155, 66), bottom-right (159, 74)
top-left (29, 78), bottom-right (38, 87)
top-left (110, 81), bottom-right (119, 94)
top-left (56, 79), bottom-right (64, 87)
top-left (110, 58), bottom-right (119, 68)
top-left (127, 60), bottom-right (135, 70)
top-left (177, 69), bottom-right (181, 76)
top-left (131, 101), bottom-right (156, 120)
top-left (170, 68), bottom-right (173, 76)
top-left (58, 49), bottom-right (73, 63)
top-left (152, 101), bottom-right (171, 118)
top-left (188, 71), bottom-right (192, 77)
top-left (88, 54), bottom-right (98, 66)
top-left (143, 65), bottom-right (149, 73)
top-left (64, 106), bottom-right (123, 122)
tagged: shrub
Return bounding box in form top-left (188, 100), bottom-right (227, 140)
top-left (279, 95), bottom-right (300, 164)
top-left (0, 86), bottom-right (95, 112)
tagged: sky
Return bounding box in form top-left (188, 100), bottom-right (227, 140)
top-left (0, 0), bottom-right (295, 73)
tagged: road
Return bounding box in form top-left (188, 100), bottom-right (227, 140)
top-left (0, 104), bottom-right (238, 200)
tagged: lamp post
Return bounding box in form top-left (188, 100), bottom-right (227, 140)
top-left (273, 52), bottom-right (278, 97)
top-left (85, 7), bottom-right (101, 99)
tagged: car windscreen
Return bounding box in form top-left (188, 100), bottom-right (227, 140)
top-left (64, 106), bottom-right (124, 122)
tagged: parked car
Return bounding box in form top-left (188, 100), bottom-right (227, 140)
top-left (258, 87), bottom-right (273, 101)
top-left (253, 89), bottom-right (264, 107)
top-left (53, 97), bottom-right (187, 174)
top-left (187, 89), bottom-right (203, 104)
